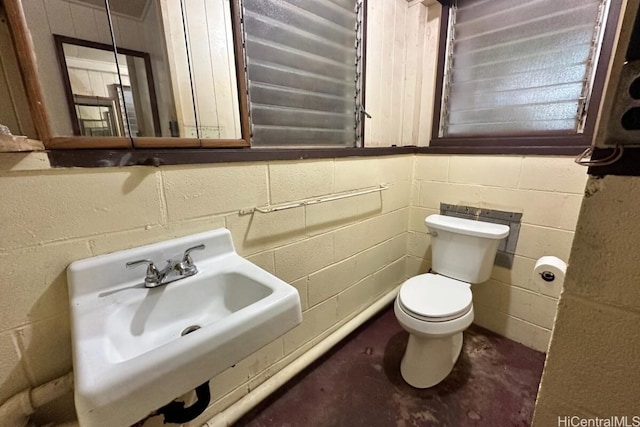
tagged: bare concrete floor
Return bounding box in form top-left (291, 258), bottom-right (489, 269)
top-left (236, 306), bottom-right (545, 427)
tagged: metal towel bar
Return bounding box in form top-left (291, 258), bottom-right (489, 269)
top-left (239, 184), bottom-right (389, 215)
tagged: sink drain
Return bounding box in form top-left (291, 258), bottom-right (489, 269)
top-left (181, 325), bottom-right (201, 336)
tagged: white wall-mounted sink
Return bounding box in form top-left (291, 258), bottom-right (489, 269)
top-left (67, 228), bottom-right (302, 427)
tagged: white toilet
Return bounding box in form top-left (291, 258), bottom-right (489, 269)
top-left (394, 214), bottom-right (509, 388)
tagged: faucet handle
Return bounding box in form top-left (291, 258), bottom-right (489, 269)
top-left (182, 244), bottom-right (205, 266)
top-left (126, 259), bottom-right (160, 284)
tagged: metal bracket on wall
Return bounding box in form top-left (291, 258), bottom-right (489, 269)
top-left (575, 145), bottom-right (625, 167)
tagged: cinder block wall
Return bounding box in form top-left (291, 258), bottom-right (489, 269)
top-left (1, 152), bottom-right (591, 424)
top-left (533, 176), bottom-right (640, 423)
top-left (409, 154), bottom-right (588, 352)
top-left (0, 0), bottom-right (595, 423)
top-left (0, 154), bottom-right (412, 424)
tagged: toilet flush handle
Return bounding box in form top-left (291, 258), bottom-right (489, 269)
top-left (427, 231), bottom-right (438, 237)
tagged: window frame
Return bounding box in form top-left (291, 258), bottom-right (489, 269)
top-left (6, 0), bottom-right (625, 166)
top-left (242, 0), bottom-right (366, 149)
top-left (429, 0), bottom-right (624, 155)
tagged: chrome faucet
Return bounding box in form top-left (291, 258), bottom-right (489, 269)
top-left (126, 244), bottom-right (205, 288)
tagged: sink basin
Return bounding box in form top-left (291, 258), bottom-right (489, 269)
top-left (67, 228), bottom-right (302, 427)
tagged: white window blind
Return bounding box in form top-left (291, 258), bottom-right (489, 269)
top-left (243, 0), bottom-right (362, 147)
top-left (440, 0), bottom-right (609, 137)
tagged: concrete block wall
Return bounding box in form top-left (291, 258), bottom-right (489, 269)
top-left (409, 154), bottom-right (588, 352)
top-left (533, 176), bottom-right (640, 423)
top-left (0, 154), bottom-right (411, 423)
top-left (1, 0), bottom-right (597, 422)
top-left (0, 152), bottom-right (590, 424)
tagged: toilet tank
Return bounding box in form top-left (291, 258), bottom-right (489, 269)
top-left (425, 215), bottom-right (510, 284)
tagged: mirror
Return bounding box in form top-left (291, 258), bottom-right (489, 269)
top-left (19, 0), bottom-right (246, 145)
top-left (154, 0), bottom-right (241, 139)
top-left (55, 36), bottom-right (161, 137)
top-left (0, 5), bottom-right (37, 139)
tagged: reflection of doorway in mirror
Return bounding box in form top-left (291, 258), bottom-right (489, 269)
top-left (74, 96), bottom-right (122, 137)
top-left (64, 45), bottom-right (129, 101)
top-left (64, 44), bottom-right (129, 136)
top-left (57, 36), bottom-right (164, 138)
top-left (64, 44), bottom-right (154, 137)
top-left (111, 84), bottom-right (141, 137)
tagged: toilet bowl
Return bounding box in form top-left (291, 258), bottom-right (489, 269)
top-left (394, 273), bottom-right (474, 388)
top-left (394, 214), bottom-right (509, 388)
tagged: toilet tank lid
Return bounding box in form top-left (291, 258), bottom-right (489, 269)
top-left (425, 214), bottom-right (509, 239)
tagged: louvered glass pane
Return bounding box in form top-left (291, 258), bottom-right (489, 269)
top-left (449, 101), bottom-right (580, 125)
top-left (442, 0), bottom-right (608, 137)
top-left (252, 126), bottom-right (354, 146)
top-left (449, 82), bottom-right (584, 111)
top-left (453, 27), bottom-right (595, 69)
top-left (448, 119), bottom-right (578, 135)
top-left (451, 64), bottom-right (589, 93)
top-left (250, 83), bottom-right (353, 113)
top-left (244, 0), bottom-right (359, 147)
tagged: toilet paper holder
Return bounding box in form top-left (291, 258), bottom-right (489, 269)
top-left (540, 271), bottom-right (556, 282)
top-left (533, 256), bottom-right (567, 285)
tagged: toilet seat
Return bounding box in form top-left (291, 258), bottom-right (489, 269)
top-left (398, 273), bottom-right (472, 322)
